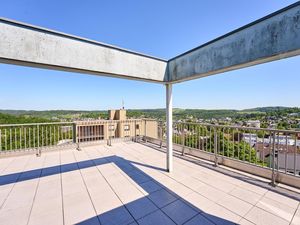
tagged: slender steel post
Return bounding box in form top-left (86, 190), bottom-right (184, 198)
top-left (72, 123), bottom-right (77, 143)
top-left (166, 83), bottom-right (173, 172)
top-left (108, 122), bottom-right (112, 146)
top-left (19, 127), bottom-right (22, 149)
top-left (181, 124), bottom-right (185, 156)
top-left (5, 129), bottom-right (7, 151)
top-left (14, 128), bottom-right (17, 150)
top-left (159, 121), bottom-right (163, 148)
top-left (36, 125), bottom-right (41, 156)
top-left (270, 132), bottom-right (276, 186)
top-left (41, 126), bottom-right (44, 148)
top-left (144, 120), bottom-right (147, 143)
top-left (134, 120), bottom-right (137, 142)
top-left (294, 135), bottom-right (297, 176)
top-left (285, 134), bottom-right (288, 173)
top-left (214, 127), bottom-right (218, 166)
top-left (10, 128), bottom-right (12, 150)
top-left (75, 123), bottom-right (81, 151)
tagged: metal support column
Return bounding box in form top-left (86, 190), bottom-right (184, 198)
top-left (166, 83), bottom-right (173, 172)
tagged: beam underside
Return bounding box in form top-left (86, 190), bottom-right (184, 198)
top-left (168, 3), bottom-right (300, 83)
top-left (0, 19), bottom-right (167, 83)
top-left (1, 3), bottom-right (300, 83)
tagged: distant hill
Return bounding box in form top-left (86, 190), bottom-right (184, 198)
top-left (240, 106), bottom-right (290, 113)
top-left (0, 109), bottom-right (105, 116)
top-left (0, 106), bottom-right (299, 122)
top-left (0, 113), bottom-right (53, 124)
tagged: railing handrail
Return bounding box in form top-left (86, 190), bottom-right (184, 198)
top-left (75, 118), bottom-right (144, 123)
top-left (173, 121), bottom-right (300, 134)
top-left (1, 120), bottom-right (299, 134)
top-left (0, 118), bottom-right (153, 127)
top-left (0, 121), bottom-right (74, 127)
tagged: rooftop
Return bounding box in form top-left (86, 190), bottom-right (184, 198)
top-left (0, 141), bottom-right (299, 225)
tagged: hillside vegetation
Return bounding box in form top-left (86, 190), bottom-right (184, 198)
top-left (0, 107), bottom-right (299, 124)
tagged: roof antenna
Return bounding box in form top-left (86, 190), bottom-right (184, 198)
top-left (122, 99), bottom-right (125, 109)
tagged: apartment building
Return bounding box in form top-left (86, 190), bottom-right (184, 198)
top-left (76, 109), bottom-right (158, 142)
top-left (245, 120), bottom-right (261, 128)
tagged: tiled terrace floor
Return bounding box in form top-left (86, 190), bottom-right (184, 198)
top-left (0, 142), bottom-right (299, 225)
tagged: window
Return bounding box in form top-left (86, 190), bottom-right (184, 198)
top-left (124, 125), bottom-right (130, 131)
top-left (108, 125), bottom-right (114, 131)
top-left (136, 124), bottom-right (139, 129)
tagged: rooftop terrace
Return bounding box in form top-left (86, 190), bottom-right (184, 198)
top-left (0, 141), bottom-right (299, 225)
top-left (1, 2), bottom-right (300, 225)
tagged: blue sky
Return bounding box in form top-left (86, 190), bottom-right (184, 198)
top-left (0, 0), bottom-right (299, 110)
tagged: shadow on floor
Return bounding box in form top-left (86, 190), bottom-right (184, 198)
top-left (76, 153), bottom-right (236, 225)
top-left (0, 147), bottom-right (238, 225)
top-left (140, 142), bottom-right (300, 203)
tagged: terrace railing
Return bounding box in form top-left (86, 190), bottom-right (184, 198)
top-left (156, 122), bottom-right (299, 185)
top-left (0, 122), bottom-right (75, 155)
top-left (1, 119), bottom-right (299, 187)
top-left (0, 119), bottom-right (156, 155)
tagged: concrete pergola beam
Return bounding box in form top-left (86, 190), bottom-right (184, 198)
top-left (0, 18), bottom-right (168, 83)
top-left (168, 2), bottom-right (300, 83)
top-left (1, 3), bottom-right (300, 83)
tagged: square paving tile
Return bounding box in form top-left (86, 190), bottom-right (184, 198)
top-left (127, 170), bottom-right (152, 184)
top-left (216, 194), bottom-right (253, 217)
top-left (256, 196), bottom-right (296, 222)
top-left (264, 191), bottom-right (299, 209)
top-left (239, 218), bottom-right (255, 225)
top-left (139, 180), bottom-right (162, 194)
top-left (98, 205), bottom-right (134, 225)
top-left (291, 209), bottom-right (300, 225)
top-left (183, 214), bottom-right (214, 225)
top-left (148, 189), bottom-right (177, 208)
top-left (202, 202), bottom-right (241, 224)
top-left (195, 184), bottom-right (225, 202)
top-left (229, 187), bottom-right (262, 205)
top-left (244, 206), bottom-right (289, 225)
top-left (137, 210), bottom-right (176, 225)
top-left (125, 197), bottom-right (158, 220)
top-left (183, 192), bottom-right (215, 212)
top-left (161, 199), bottom-right (198, 225)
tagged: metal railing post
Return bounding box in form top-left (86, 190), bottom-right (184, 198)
top-left (72, 123), bottom-right (77, 143)
top-left (270, 132), bottom-right (276, 186)
top-left (214, 127), bottom-right (218, 166)
top-left (107, 122), bottom-right (112, 146)
top-left (106, 122), bottom-right (109, 146)
top-left (181, 125), bottom-right (185, 156)
top-left (75, 123), bottom-right (81, 151)
top-left (159, 121), bottom-right (163, 148)
top-left (36, 124), bottom-right (41, 156)
top-left (144, 120), bottom-right (147, 143)
top-left (134, 120), bottom-right (137, 142)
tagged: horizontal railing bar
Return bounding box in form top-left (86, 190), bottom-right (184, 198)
top-left (173, 121), bottom-right (300, 134)
top-left (0, 122), bottom-right (74, 127)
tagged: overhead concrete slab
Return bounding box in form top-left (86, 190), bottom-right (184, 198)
top-left (1, 2), bottom-right (300, 84)
top-left (168, 2), bottom-right (300, 83)
top-left (0, 18), bottom-right (168, 83)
